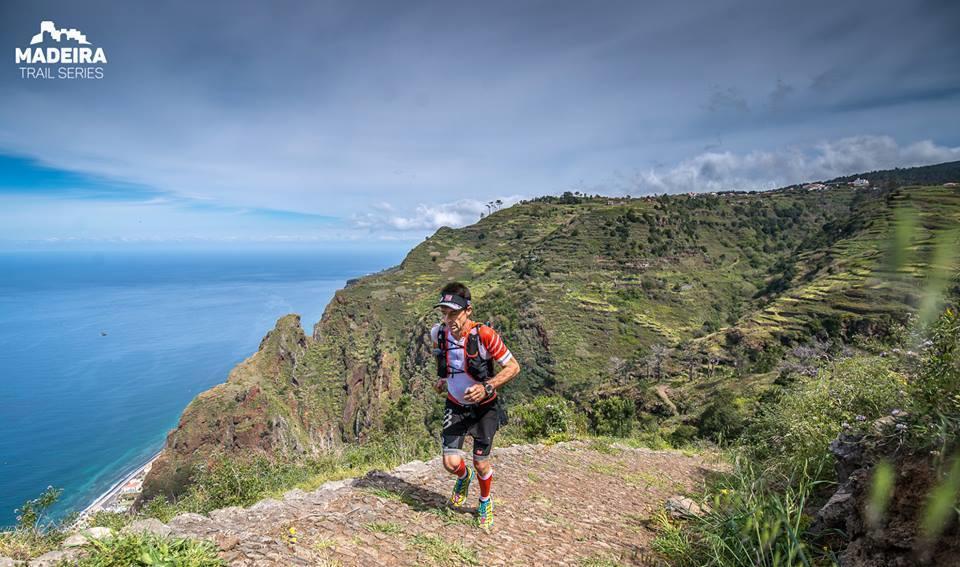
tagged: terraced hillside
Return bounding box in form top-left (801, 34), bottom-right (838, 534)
top-left (140, 161), bottom-right (960, 501)
top-left (719, 186), bottom-right (960, 353)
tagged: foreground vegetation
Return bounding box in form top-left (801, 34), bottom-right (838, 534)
top-left (650, 308), bottom-right (960, 566)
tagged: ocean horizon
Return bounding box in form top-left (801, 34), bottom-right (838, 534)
top-left (0, 246), bottom-right (408, 528)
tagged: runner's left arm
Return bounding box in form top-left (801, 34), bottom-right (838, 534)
top-left (478, 326), bottom-right (520, 390)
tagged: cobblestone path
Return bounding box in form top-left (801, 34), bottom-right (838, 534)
top-left (154, 441), bottom-right (720, 566)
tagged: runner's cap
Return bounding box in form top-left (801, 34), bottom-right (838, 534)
top-left (434, 293), bottom-right (471, 310)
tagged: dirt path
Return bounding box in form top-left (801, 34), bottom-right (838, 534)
top-left (654, 385), bottom-right (678, 416)
top-left (153, 441), bottom-right (721, 566)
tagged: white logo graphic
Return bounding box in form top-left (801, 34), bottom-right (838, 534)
top-left (31, 21), bottom-right (90, 45)
top-left (443, 409), bottom-right (454, 429)
top-left (15, 20), bottom-right (107, 79)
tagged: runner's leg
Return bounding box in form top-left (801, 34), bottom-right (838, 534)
top-left (441, 400), bottom-right (468, 476)
top-left (444, 454), bottom-right (468, 478)
top-left (471, 402), bottom-right (497, 500)
top-left (474, 460), bottom-right (493, 499)
top-left (442, 401), bottom-right (475, 506)
top-left (473, 437), bottom-right (495, 529)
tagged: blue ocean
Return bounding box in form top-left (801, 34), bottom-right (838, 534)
top-left (0, 247), bottom-right (408, 528)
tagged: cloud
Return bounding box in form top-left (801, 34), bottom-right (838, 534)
top-left (622, 135), bottom-right (960, 195)
top-left (353, 196), bottom-right (523, 232)
top-left (0, 193), bottom-right (342, 243)
top-left (706, 86), bottom-right (749, 114)
top-left (0, 0), bottom-right (957, 245)
top-left (768, 79), bottom-right (795, 111)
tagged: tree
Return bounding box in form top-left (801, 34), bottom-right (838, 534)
top-left (676, 343), bottom-right (700, 381)
top-left (642, 344), bottom-right (672, 381)
top-left (15, 486), bottom-right (62, 534)
top-left (650, 344), bottom-right (672, 381)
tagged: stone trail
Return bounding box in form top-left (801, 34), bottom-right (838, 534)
top-left (165, 441), bottom-right (719, 566)
top-left (16, 441), bottom-right (722, 566)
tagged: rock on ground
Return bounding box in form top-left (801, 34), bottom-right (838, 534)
top-left (121, 518), bottom-right (173, 537)
top-left (62, 526), bottom-right (114, 548)
top-left (27, 548), bottom-right (83, 567)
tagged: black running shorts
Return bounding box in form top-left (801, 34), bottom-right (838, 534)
top-left (441, 397), bottom-right (500, 461)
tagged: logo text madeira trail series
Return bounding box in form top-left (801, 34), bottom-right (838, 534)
top-left (15, 21), bottom-right (107, 80)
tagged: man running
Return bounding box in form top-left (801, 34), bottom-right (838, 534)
top-left (431, 281), bottom-right (520, 530)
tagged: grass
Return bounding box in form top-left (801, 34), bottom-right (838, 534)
top-left (426, 506), bottom-right (475, 527)
top-left (361, 487), bottom-right (408, 502)
top-left (623, 471), bottom-right (671, 489)
top-left (139, 433), bottom-right (437, 523)
top-left (648, 306), bottom-right (960, 565)
top-left (87, 510), bottom-right (133, 532)
top-left (649, 509), bottom-right (693, 561)
top-left (0, 528), bottom-right (64, 561)
top-left (578, 555), bottom-right (626, 566)
top-left (588, 462), bottom-right (626, 476)
top-left (409, 534), bottom-right (480, 566)
top-left (650, 456), bottom-right (826, 567)
top-left (73, 532), bottom-right (224, 566)
top-left (587, 438), bottom-right (625, 455)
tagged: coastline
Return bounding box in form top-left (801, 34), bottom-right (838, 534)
top-left (0, 251), bottom-right (399, 530)
top-left (72, 450), bottom-right (163, 529)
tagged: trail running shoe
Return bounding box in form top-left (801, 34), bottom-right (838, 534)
top-left (477, 497), bottom-right (494, 530)
top-left (449, 467), bottom-right (475, 507)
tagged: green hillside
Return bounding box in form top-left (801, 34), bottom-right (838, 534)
top-left (140, 162), bottom-right (960, 500)
top-left (314, 182), bottom-right (958, 425)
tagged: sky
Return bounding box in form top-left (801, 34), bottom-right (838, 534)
top-left (1, 0), bottom-right (958, 248)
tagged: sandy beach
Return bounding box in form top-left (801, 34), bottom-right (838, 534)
top-left (72, 450), bottom-right (163, 528)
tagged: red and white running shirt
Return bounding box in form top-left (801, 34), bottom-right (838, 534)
top-left (430, 321), bottom-right (512, 405)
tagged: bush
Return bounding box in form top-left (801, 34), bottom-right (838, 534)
top-left (14, 486), bottom-right (61, 533)
top-left (0, 487), bottom-right (68, 560)
top-left (381, 394), bottom-right (425, 437)
top-left (908, 307), bottom-right (960, 451)
top-left (139, 495), bottom-right (179, 523)
top-left (749, 343), bottom-right (784, 373)
top-left (697, 391), bottom-right (745, 443)
top-left (88, 510), bottom-right (132, 532)
top-left (747, 356), bottom-right (905, 476)
top-left (669, 424), bottom-right (700, 447)
top-left (186, 455), bottom-right (295, 510)
top-left (511, 396), bottom-right (579, 440)
top-left (590, 396), bottom-right (636, 437)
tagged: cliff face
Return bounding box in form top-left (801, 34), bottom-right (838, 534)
top-left (138, 315), bottom-right (343, 504)
top-left (138, 161), bottom-right (960, 503)
top-left (814, 427), bottom-right (960, 566)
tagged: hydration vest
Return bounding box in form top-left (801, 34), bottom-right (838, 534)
top-left (434, 322), bottom-right (495, 382)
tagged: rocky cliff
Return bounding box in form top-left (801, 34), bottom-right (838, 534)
top-left (139, 315), bottom-right (343, 504)
top-left (813, 423), bottom-right (960, 566)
